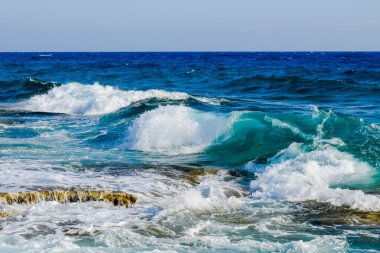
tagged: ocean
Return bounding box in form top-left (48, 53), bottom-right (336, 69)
top-left (0, 52), bottom-right (379, 252)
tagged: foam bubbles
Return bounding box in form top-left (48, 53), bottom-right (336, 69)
top-left (127, 105), bottom-right (232, 155)
top-left (15, 82), bottom-right (218, 116)
top-left (250, 144), bottom-right (380, 210)
top-left (264, 116), bottom-right (313, 140)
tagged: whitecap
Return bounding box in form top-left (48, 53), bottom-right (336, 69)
top-left (250, 143), bottom-right (380, 211)
top-left (14, 82), bottom-right (220, 116)
top-left (126, 105), bottom-right (233, 155)
top-left (264, 116), bottom-right (313, 140)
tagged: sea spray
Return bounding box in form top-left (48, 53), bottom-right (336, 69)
top-left (127, 105), bottom-right (233, 154)
top-left (250, 143), bottom-right (380, 210)
top-left (14, 82), bottom-right (220, 115)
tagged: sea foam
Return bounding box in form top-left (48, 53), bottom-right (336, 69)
top-left (15, 82), bottom-right (218, 116)
top-left (127, 105), bottom-right (232, 155)
top-left (250, 143), bottom-right (380, 211)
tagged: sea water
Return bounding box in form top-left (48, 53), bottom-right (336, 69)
top-left (0, 52), bottom-right (379, 252)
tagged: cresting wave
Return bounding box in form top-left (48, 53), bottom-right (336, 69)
top-left (0, 77), bottom-right (57, 101)
top-left (249, 143), bottom-right (380, 211)
top-left (13, 82), bottom-right (221, 115)
top-left (127, 105), bottom-right (235, 155)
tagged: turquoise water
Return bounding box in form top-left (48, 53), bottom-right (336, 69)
top-left (0, 52), bottom-right (379, 252)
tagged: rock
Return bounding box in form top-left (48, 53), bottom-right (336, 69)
top-left (183, 168), bottom-right (218, 184)
top-left (0, 210), bottom-right (11, 218)
top-left (0, 190), bottom-right (137, 207)
top-left (300, 201), bottom-right (380, 225)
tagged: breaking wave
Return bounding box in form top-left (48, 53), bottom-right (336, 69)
top-left (127, 105), bottom-right (234, 155)
top-left (249, 143), bottom-right (380, 211)
top-left (14, 82), bottom-right (221, 115)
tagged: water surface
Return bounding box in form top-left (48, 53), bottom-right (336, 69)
top-left (0, 52), bottom-right (379, 252)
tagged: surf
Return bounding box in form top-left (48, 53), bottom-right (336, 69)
top-left (12, 82), bottom-right (222, 115)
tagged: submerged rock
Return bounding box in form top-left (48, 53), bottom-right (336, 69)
top-left (349, 211), bottom-right (380, 225)
top-left (310, 211), bottom-right (380, 226)
top-left (182, 168), bottom-right (218, 184)
top-left (0, 210), bottom-right (11, 218)
top-left (0, 190), bottom-right (137, 207)
top-left (298, 201), bottom-right (380, 226)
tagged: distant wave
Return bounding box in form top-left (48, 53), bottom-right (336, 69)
top-left (223, 74), bottom-right (380, 95)
top-left (13, 82), bottom-right (222, 115)
top-left (341, 69), bottom-right (380, 80)
top-left (0, 77), bottom-right (57, 101)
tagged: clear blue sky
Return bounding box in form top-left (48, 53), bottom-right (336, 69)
top-left (1, 0), bottom-right (379, 51)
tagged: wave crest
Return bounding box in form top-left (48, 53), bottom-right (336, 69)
top-left (0, 77), bottom-right (57, 101)
top-left (249, 143), bottom-right (380, 211)
top-left (14, 82), bottom-right (220, 115)
top-left (127, 105), bottom-right (232, 155)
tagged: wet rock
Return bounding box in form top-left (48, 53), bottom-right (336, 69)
top-left (0, 190), bottom-right (137, 207)
top-left (298, 201), bottom-right (380, 226)
top-left (228, 170), bottom-right (256, 179)
top-left (64, 228), bottom-right (102, 237)
top-left (181, 168), bottom-right (218, 184)
top-left (0, 210), bottom-right (11, 218)
top-left (223, 187), bottom-right (249, 198)
top-left (350, 211), bottom-right (380, 224)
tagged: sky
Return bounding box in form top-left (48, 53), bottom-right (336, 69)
top-left (1, 0), bottom-right (380, 52)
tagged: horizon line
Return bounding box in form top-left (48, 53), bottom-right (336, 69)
top-left (1, 50), bottom-right (380, 53)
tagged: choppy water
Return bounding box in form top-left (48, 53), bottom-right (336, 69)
top-left (0, 52), bottom-right (379, 252)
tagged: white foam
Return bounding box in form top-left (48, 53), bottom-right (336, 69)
top-left (0, 159), bottom-right (270, 252)
top-left (0, 159), bottom-right (354, 252)
top-left (185, 220), bottom-right (211, 236)
top-left (0, 230), bottom-right (347, 252)
top-left (265, 116), bottom-right (313, 140)
top-left (127, 105), bottom-right (232, 155)
top-left (15, 82), bottom-right (219, 116)
top-left (223, 236), bottom-right (348, 253)
top-left (157, 174), bottom-right (245, 218)
top-left (27, 77), bottom-right (55, 84)
top-left (250, 143), bottom-right (380, 211)
top-left (309, 104), bottom-right (320, 118)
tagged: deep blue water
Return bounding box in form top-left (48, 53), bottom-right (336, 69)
top-left (0, 52), bottom-right (379, 252)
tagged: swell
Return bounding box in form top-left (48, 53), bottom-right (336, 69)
top-left (341, 69), bottom-right (380, 81)
top-left (205, 110), bottom-right (378, 168)
top-left (111, 104), bottom-right (379, 170)
top-left (96, 104), bottom-right (380, 211)
top-left (0, 77), bottom-right (58, 101)
top-left (225, 74), bottom-right (379, 95)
